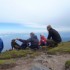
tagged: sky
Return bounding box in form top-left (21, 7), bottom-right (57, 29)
top-left (0, 0), bottom-right (70, 34)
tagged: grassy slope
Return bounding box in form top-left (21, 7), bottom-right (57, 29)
top-left (0, 49), bottom-right (40, 59)
top-left (0, 42), bottom-right (70, 59)
top-left (0, 42), bottom-right (70, 69)
top-left (47, 42), bottom-right (70, 54)
top-left (0, 49), bottom-right (40, 69)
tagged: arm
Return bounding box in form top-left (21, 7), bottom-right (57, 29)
top-left (47, 32), bottom-right (51, 39)
top-left (27, 38), bottom-right (32, 42)
top-left (39, 40), bottom-right (41, 45)
top-left (17, 39), bottom-right (26, 42)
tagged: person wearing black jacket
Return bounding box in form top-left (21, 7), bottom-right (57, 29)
top-left (27, 32), bottom-right (39, 49)
top-left (11, 32), bottom-right (39, 50)
top-left (11, 39), bottom-right (28, 50)
top-left (47, 25), bottom-right (62, 47)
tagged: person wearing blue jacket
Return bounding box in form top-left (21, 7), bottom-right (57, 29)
top-left (0, 38), bottom-right (4, 53)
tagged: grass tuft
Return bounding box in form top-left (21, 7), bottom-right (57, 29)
top-left (65, 60), bottom-right (70, 70)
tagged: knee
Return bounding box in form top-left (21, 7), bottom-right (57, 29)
top-left (11, 39), bottom-right (16, 47)
top-left (11, 39), bottom-right (15, 42)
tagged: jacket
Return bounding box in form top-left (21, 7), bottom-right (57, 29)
top-left (47, 28), bottom-right (62, 43)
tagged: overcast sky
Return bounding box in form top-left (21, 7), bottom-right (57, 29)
top-left (0, 0), bottom-right (70, 33)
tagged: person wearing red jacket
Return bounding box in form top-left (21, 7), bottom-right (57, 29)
top-left (39, 34), bottom-right (47, 46)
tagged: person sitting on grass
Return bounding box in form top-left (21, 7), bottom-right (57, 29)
top-left (27, 32), bottom-right (39, 50)
top-left (11, 39), bottom-right (28, 50)
top-left (46, 25), bottom-right (62, 47)
top-left (39, 34), bottom-right (47, 46)
top-left (11, 32), bottom-right (39, 50)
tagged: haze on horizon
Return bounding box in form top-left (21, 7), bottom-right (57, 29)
top-left (0, 0), bottom-right (70, 34)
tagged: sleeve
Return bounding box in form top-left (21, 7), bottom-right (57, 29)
top-left (18, 39), bottom-right (26, 42)
top-left (27, 38), bottom-right (32, 42)
top-left (47, 32), bottom-right (51, 39)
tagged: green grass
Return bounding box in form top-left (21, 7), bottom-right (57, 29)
top-left (0, 59), bottom-right (15, 65)
top-left (0, 42), bottom-right (70, 69)
top-left (0, 42), bottom-right (70, 59)
top-left (65, 60), bottom-right (70, 70)
top-left (47, 42), bottom-right (70, 54)
top-left (0, 49), bottom-right (40, 59)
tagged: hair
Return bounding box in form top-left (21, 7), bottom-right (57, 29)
top-left (30, 32), bottom-right (34, 36)
top-left (40, 34), bottom-right (42, 36)
top-left (47, 25), bottom-right (52, 30)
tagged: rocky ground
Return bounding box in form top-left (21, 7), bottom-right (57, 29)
top-left (5, 52), bottom-right (70, 70)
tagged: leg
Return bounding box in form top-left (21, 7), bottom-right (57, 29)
top-left (35, 45), bottom-right (39, 49)
top-left (40, 42), bottom-right (46, 46)
top-left (20, 43), bottom-right (27, 49)
top-left (47, 39), bottom-right (58, 47)
top-left (11, 39), bottom-right (21, 50)
top-left (29, 44), bottom-right (39, 50)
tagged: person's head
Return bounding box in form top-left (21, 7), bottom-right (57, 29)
top-left (47, 25), bottom-right (52, 31)
top-left (40, 34), bottom-right (44, 39)
top-left (40, 34), bottom-right (42, 37)
top-left (30, 32), bottom-right (35, 37)
top-left (40, 34), bottom-right (42, 39)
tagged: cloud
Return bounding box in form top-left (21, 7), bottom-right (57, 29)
top-left (18, 22), bottom-right (45, 29)
top-left (0, 0), bottom-right (70, 33)
top-left (0, 0), bottom-right (69, 22)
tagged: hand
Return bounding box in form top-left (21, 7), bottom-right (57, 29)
top-left (15, 38), bottom-right (19, 40)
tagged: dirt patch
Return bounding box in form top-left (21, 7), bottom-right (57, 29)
top-left (3, 53), bottom-right (70, 70)
top-left (33, 53), bottom-right (70, 70)
top-left (0, 63), bottom-right (17, 70)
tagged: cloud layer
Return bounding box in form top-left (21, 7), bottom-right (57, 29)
top-left (0, 0), bottom-right (70, 33)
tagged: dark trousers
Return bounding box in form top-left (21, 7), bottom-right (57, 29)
top-left (29, 44), bottom-right (39, 50)
top-left (40, 42), bottom-right (46, 46)
top-left (46, 39), bottom-right (58, 47)
top-left (11, 39), bottom-right (27, 50)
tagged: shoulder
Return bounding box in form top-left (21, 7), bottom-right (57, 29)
top-left (50, 28), bottom-right (57, 33)
top-left (32, 35), bottom-right (37, 38)
top-left (34, 35), bottom-right (37, 38)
